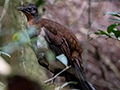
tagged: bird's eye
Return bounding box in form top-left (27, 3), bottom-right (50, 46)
top-left (27, 8), bottom-right (31, 11)
top-left (33, 8), bottom-right (36, 10)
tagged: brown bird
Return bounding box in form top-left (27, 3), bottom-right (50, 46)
top-left (17, 4), bottom-right (95, 90)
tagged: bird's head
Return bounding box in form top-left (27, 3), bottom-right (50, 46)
top-left (17, 4), bottom-right (39, 20)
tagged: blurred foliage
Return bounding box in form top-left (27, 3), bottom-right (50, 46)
top-left (0, 0), bottom-right (48, 90)
top-left (59, 81), bottom-right (77, 89)
top-left (0, 51), bottom-right (11, 58)
top-left (95, 12), bottom-right (120, 41)
top-left (35, 0), bottom-right (45, 7)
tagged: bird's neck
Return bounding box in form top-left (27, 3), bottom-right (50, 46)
top-left (33, 15), bottom-right (39, 22)
top-left (26, 14), bottom-right (39, 38)
top-left (24, 12), bottom-right (39, 22)
top-left (27, 15), bottom-right (39, 26)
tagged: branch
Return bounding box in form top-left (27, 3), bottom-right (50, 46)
top-left (0, 0), bottom-right (9, 23)
top-left (44, 65), bottom-right (71, 84)
top-left (83, 0), bottom-right (91, 70)
top-left (0, 0), bottom-right (9, 31)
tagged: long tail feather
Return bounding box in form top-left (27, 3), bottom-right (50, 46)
top-left (73, 61), bottom-right (95, 90)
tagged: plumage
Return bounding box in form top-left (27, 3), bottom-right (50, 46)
top-left (17, 4), bottom-right (95, 90)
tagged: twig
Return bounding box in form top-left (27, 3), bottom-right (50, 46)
top-left (69, 1), bottom-right (87, 28)
top-left (44, 65), bottom-right (71, 84)
top-left (101, 54), bottom-right (120, 80)
top-left (0, 0), bottom-right (9, 32)
top-left (84, 0), bottom-right (91, 70)
top-left (0, 0), bottom-right (9, 23)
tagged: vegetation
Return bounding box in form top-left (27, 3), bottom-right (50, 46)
top-left (95, 12), bottom-right (120, 41)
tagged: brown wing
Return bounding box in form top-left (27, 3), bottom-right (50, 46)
top-left (42, 27), bottom-right (71, 65)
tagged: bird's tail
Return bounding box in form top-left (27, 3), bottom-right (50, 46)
top-left (72, 60), bottom-right (95, 90)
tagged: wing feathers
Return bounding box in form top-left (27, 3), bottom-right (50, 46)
top-left (42, 27), bottom-right (71, 62)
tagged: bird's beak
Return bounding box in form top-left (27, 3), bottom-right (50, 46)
top-left (17, 6), bottom-right (25, 11)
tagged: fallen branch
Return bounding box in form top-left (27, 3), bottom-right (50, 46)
top-left (44, 65), bottom-right (71, 84)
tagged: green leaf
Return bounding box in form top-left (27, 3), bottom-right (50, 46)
top-left (60, 81), bottom-right (77, 89)
top-left (0, 51), bottom-right (11, 58)
top-left (96, 30), bottom-right (112, 38)
top-left (1, 42), bottom-right (19, 54)
top-left (107, 24), bottom-right (117, 33)
top-left (12, 33), bottom-right (19, 41)
top-left (35, 0), bottom-right (45, 7)
top-left (112, 14), bottom-right (120, 18)
top-left (113, 30), bottom-right (120, 38)
top-left (94, 32), bottom-right (100, 35)
top-left (108, 18), bottom-right (120, 23)
top-left (98, 30), bottom-right (109, 36)
top-left (12, 31), bottom-right (29, 44)
top-left (105, 12), bottom-right (120, 18)
top-left (106, 12), bottom-right (119, 15)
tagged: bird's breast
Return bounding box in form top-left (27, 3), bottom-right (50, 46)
top-left (31, 27), bottom-right (48, 53)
